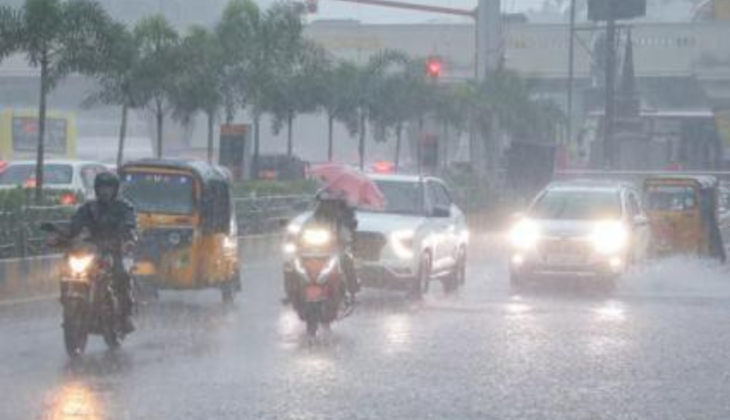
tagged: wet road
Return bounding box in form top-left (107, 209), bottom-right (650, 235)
top-left (2, 235), bottom-right (730, 420)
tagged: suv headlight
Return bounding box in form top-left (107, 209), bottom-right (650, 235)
top-left (591, 221), bottom-right (628, 255)
top-left (509, 219), bottom-right (540, 250)
top-left (391, 230), bottom-right (415, 259)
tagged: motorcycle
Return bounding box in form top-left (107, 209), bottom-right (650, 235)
top-left (41, 223), bottom-right (133, 357)
top-left (286, 223), bottom-right (348, 336)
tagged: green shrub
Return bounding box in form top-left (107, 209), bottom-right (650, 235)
top-left (233, 179), bottom-right (317, 198)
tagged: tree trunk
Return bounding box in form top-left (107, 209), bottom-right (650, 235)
top-left (252, 114), bottom-right (261, 179)
top-left (327, 114), bottom-right (334, 162)
top-left (358, 112), bottom-right (366, 170)
top-left (417, 115), bottom-right (424, 176)
top-left (286, 111), bottom-right (294, 157)
top-left (206, 110), bottom-right (215, 163)
top-left (394, 122), bottom-right (402, 172)
top-left (116, 103), bottom-right (129, 167)
top-left (156, 107), bottom-right (164, 159)
top-left (34, 60), bottom-right (48, 203)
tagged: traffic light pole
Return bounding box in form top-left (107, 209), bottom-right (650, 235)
top-left (566, 0), bottom-right (576, 147)
top-left (603, 1), bottom-right (617, 169)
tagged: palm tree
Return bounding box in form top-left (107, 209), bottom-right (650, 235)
top-left (134, 15), bottom-right (180, 159)
top-left (321, 60), bottom-right (359, 161)
top-left (172, 26), bottom-right (225, 163)
top-left (268, 41), bottom-right (329, 157)
top-left (85, 24), bottom-right (145, 166)
top-left (0, 0), bottom-right (117, 201)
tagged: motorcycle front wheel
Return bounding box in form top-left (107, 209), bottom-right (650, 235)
top-left (304, 301), bottom-right (322, 336)
top-left (63, 299), bottom-right (89, 358)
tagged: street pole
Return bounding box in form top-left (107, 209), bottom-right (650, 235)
top-left (476, 0), bottom-right (501, 180)
top-left (567, 0), bottom-right (576, 147)
top-left (603, 0), bottom-right (617, 169)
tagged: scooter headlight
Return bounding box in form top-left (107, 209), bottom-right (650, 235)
top-left (591, 221), bottom-right (628, 255)
top-left (302, 229), bottom-right (332, 246)
top-left (68, 254), bottom-right (94, 276)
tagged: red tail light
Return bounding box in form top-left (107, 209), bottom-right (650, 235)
top-left (60, 193), bottom-right (77, 206)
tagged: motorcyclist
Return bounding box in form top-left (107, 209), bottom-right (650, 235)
top-left (310, 189), bottom-right (360, 300)
top-left (64, 172), bottom-right (137, 333)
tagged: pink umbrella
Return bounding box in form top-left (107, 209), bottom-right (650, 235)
top-left (310, 163), bottom-right (386, 210)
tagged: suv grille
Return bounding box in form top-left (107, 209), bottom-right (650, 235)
top-left (354, 232), bottom-right (387, 261)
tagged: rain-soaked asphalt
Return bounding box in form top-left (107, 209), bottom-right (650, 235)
top-left (2, 235), bottom-right (730, 420)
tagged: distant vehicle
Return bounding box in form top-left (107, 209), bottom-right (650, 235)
top-left (254, 154), bottom-right (308, 180)
top-left (0, 159), bottom-right (109, 204)
top-left (508, 180), bottom-right (651, 288)
top-left (285, 174), bottom-right (469, 297)
top-left (0, 109), bottom-right (77, 161)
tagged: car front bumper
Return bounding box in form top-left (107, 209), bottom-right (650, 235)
top-left (510, 246), bottom-right (627, 279)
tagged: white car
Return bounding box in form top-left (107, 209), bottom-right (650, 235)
top-left (285, 174), bottom-right (469, 296)
top-left (0, 159), bottom-right (110, 203)
top-left (508, 180), bottom-right (651, 287)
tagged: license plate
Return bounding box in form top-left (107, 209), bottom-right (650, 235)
top-left (545, 253), bottom-right (584, 266)
top-left (305, 285), bottom-right (325, 302)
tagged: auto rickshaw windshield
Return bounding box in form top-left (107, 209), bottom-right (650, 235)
top-left (646, 185), bottom-right (696, 211)
top-left (122, 172), bottom-right (195, 215)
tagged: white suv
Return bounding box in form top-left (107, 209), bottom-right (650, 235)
top-left (284, 174), bottom-right (469, 297)
top-left (353, 174), bottom-right (469, 296)
top-left (508, 180), bottom-right (651, 287)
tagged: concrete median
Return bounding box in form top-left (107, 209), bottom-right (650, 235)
top-left (0, 235), bottom-right (283, 304)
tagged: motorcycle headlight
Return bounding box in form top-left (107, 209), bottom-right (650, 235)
top-left (391, 230), bottom-right (415, 259)
top-left (591, 221), bottom-right (628, 255)
top-left (287, 223), bottom-right (302, 235)
top-left (509, 219), bottom-right (540, 250)
top-left (302, 229), bottom-right (332, 246)
top-left (69, 254), bottom-right (94, 276)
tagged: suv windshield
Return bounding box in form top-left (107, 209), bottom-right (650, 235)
top-left (530, 189), bottom-right (622, 220)
top-left (122, 172), bottom-right (195, 215)
top-left (363, 180), bottom-right (423, 216)
top-left (0, 164), bottom-right (73, 185)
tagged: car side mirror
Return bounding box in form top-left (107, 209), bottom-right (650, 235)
top-left (432, 205), bottom-right (451, 218)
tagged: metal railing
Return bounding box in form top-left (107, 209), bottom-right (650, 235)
top-left (234, 195), bottom-right (312, 236)
top-left (0, 205), bottom-right (76, 260)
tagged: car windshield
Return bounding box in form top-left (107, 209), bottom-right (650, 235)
top-left (0, 164), bottom-right (72, 185)
top-left (122, 172), bottom-right (195, 215)
top-left (530, 189), bottom-right (622, 220)
top-left (646, 185), bottom-right (696, 211)
top-left (362, 179), bottom-right (423, 215)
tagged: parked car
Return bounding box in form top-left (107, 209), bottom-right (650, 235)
top-left (508, 180), bottom-right (651, 288)
top-left (0, 159), bottom-right (110, 204)
top-left (285, 174), bottom-right (469, 297)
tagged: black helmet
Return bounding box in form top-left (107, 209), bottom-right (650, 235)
top-left (94, 172), bottom-right (120, 199)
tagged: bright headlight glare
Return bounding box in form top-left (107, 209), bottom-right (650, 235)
top-left (287, 223), bottom-right (302, 235)
top-left (591, 221), bottom-right (628, 255)
top-left (69, 254), bottom-right (94, 275)
top-left (509, 219), bottom-right (540, 250)
top-left (302, 229), bottom-right (332, 246)
top-left (282, 242), bottom-right (297, 255)
top-left (391, 230), bottom-right (415, 259)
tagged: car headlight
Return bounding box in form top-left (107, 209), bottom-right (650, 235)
top-left (302, 228), bottom-right (332, 246)
top-left (287, 223), bottom-right (302, 235)
top-left (509, 219), bottom-right (540, 250)
top-left (591, 221), bottom-right (628, 255)
top-left (68, 254), bottom-right (94, 276)
top-left (391, 229), bottom-right (415, 259)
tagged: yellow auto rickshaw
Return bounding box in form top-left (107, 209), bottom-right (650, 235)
top-left (643, 175), bottom-right (726, 261)
top-left (119, 159), bottom-right (240, 302)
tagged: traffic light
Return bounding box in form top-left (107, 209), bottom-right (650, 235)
top-left (425, 56), bottom-right (442, 79)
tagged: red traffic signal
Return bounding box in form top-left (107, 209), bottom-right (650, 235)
top-left (425, 56), bottom-right (442, 79)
